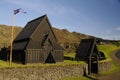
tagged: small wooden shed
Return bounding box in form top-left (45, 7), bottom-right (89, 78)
top-left (12, 15), bottom-right (64, 64)
top-left (75, 38), bottom-right (100, 74)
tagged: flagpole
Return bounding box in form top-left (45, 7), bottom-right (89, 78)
top-left (10, 13), bottom-right (14, 66)
top-left (9, 8), bottom-right (26, 66)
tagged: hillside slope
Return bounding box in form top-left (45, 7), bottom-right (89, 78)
top-left (0, 25), bottom-right (22, 48)
top-left (0, 24), bottom-right (90, 52)
top-left (53, 28), bottom-right (90, 43)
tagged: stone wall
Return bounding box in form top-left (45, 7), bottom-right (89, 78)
top-left (0, 64), bottom-right (88, 80)
top-left (98, 61), bottom-right (112, 73)
top-left (0, 61), bottom-right (113, 80)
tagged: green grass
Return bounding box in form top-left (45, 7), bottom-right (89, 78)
top-left (98, 44), bottom-right (120, 62)
top-left (100, 63), bottom-right (120, 76)
top-left (61, 76), bottom-right (89, 80)
top-left (0, 60), bottom-right (85, 68)
top-left (98, 59), bottom-right (120, 76)
top-left (0, 44), bottom-right (120, 80)
top-left (61, 44), bottom-right (120, 80)
top-left (98, 44), bottom-right (120, 75)
top-left (64, 44), bottom-right (120, 63)
top-left (98, 44), bottom-right (120, 58)
top-left (64, 60), bottom-right (85, 64)
top-left (61, 75), bottom-right (97, 80)
top-left (64, 53), bottom-right (75, 58)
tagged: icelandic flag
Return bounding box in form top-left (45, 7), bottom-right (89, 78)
top-left (14, 8), bottom-right (27, 15)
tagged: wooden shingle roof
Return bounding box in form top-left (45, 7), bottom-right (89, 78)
top-left (75, 38), bottom-right (100, 59)
top-left (14, 15), bottom-right (46, 41)
top-left (13, 15), bottom-right (63, 51)
top-left (13, 41), bottom-right (28, 50)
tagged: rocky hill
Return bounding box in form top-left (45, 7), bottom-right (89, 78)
top-left (53, 28), bottom-right (90, 43)
top-left (0, 24), bottom-right (92, 52)
top-left (0, 25), bottom-right (22, 48)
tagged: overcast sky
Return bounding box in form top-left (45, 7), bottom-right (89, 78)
top-left (0, 0), bottom-right (120, 40)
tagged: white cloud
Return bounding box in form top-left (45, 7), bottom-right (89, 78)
top-left (97, 28), bottom-right (120, 40)
top-left (103, 35), bottom-right (120, 40)
top-left (98, 33), bottom-right (119, 40)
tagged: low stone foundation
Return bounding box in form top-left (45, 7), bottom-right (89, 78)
top-left (98, 61), bottom-right (112, 73)
top-left (0, 64), bottom-right (88, 80)
top-left (0, 61), bottom-right (113, 80)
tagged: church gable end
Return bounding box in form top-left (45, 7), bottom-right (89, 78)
top-left (12, 14), bottom-right (64, 64)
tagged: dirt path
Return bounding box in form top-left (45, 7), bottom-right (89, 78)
top-left (110, 50), bottom-right (120, 66)
top-left (97, 49), bottom-right (120, 80)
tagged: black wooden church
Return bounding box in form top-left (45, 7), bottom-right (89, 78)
top-left (12, 15), bottom-right (64, 64)
top-left (75, 38), bottom-right (100, 74)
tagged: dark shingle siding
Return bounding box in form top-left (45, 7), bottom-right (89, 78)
top-left (76, 39), bottom-right (95, 58)
top-left (14, 15), bottom-right (46, 41)
top-left (12, 40), bottom-right (28, 50)
top-left (12, 15), bottom-right (64, 64)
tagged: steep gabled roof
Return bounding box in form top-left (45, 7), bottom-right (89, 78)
top-left (15, 15), bottom-right (46, 41)
top-left (14, 15), bottom-right (57, 42)
top-left (13, 15), bottom-right (62, 50)
top-left (76, 38), bottom-right (99, 58)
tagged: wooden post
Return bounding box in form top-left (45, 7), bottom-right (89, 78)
top-left (24, 50), bottom-right (27, 64)
top-left (10, 14), bottom-right (14, 66)
top-left (97, 55), bottom-right (99, 74)
top-left (88, 57), bottom-right (91, 75)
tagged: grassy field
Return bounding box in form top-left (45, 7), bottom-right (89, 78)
top-left (98, 44), bottom-right (120, 75)
top-left (0, 60), bottom-right (86, 68)
top-left (98, 44), bottom-right (118, 62)
top-left (98, 44), bottom-right (120, 58)
top-left (62, 44), bottom-right (120, 80)
top-left (0, 44), bottom-right (117, 68)
top-left (64, 53), bottom-right (76, 58)
top-left (61, 76), bottom-right (91, 80)
top-left (0, 44), bottom-right (120, 80)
